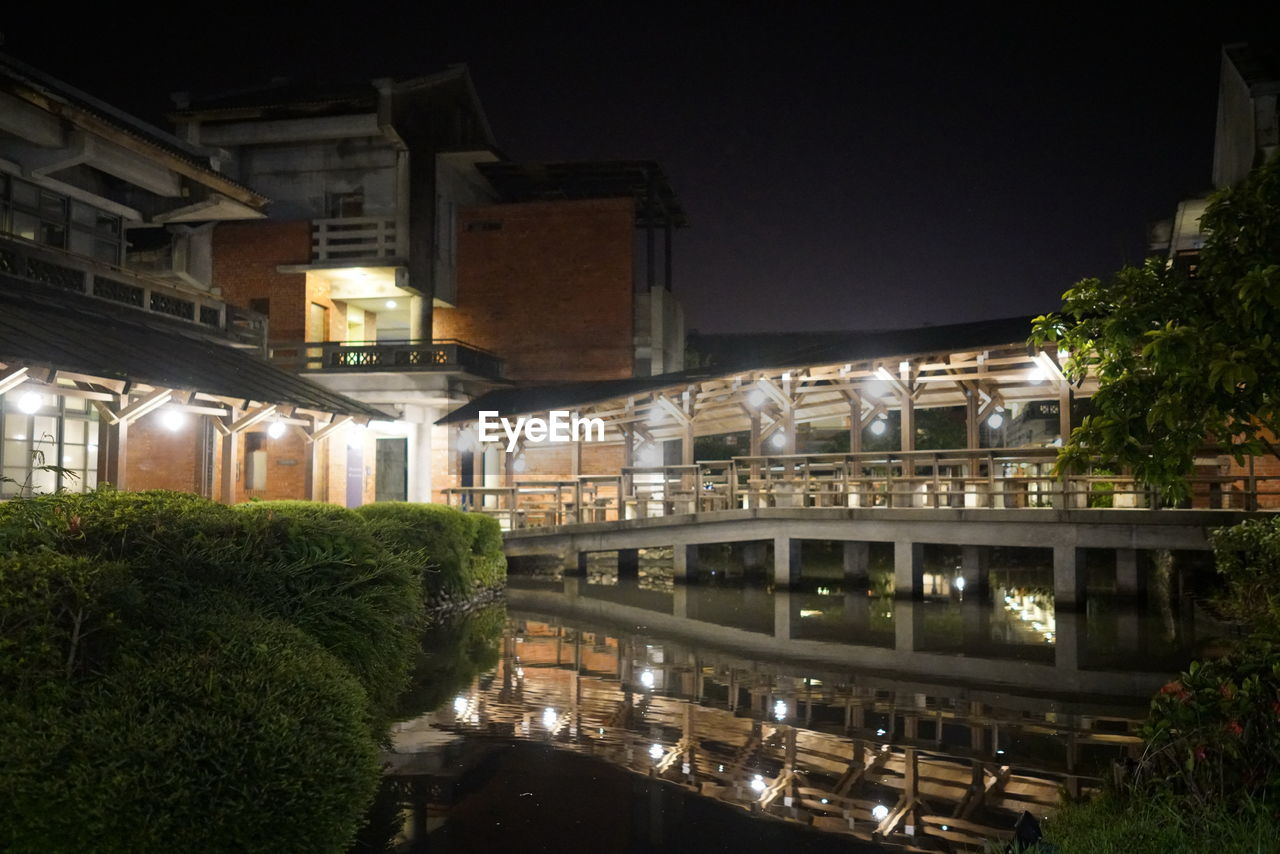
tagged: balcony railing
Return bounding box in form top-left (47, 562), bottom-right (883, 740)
top-left (270, 339), bottom-right (503, 378)
top-left (443, 447), bottom-right (1278, 530)
top-left (311, 217), bottom-right (403, 262)
top-left (0, 235), bottom-right (268, 352)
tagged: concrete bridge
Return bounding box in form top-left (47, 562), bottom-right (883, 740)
top-left (503, 506), bottom-right (1256, 609)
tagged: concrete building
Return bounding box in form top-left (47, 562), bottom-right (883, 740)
top-left (0, 53), bottom-right (386, 504)
top-left (170, 72), bottom-right (687, 503)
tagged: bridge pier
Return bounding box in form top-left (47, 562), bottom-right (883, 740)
top-left (774, 536), bottom-right (801, 589)
top-left (959, 545), bottom-right (990, 596)
top-left (1054, 546), bottom-right (1086, 610)
top-left (843, 541), bottom-right (871, 589)
top-left (1115, 548), bottom-right (1144, 598)
top-left (1054, 612), bottom-right (1086, 670)
top-left (774, 591), bottom-right (797, 640)
top-left (895, 540), bottom-right (925, 599)
top-left (673, 544), bottom-right (695, 581)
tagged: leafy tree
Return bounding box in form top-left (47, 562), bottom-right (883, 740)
top-left (1031, 153), bottom-right (1280, 502)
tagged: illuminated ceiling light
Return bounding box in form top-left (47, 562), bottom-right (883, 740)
top-left (267, 420), bottom-right (286, 439)
top-left (869, 419), bottom-right (887, 436)
top-left (955, 576), bottom-right (966, 592)
top-left (17, 392), bottom-right (41, 414)
top-left (385, 299), bottom-right (397, 309)
top-left (639, 669), bottom-right (656, 690)
top-left (872, 804), bottom-right (889, 821)
top-left (987, 412), bottom-right (1005, 429)
top-left (746, 388), bottom-right (766, 407)
top-left (541, 707), bottom-right (557, 729)
top-left (876, 728), bottom-right (887, 737)
top-left (161, 409), bottom-right (185, 432)
top-left (773, 700), bottom-right (787, 721)
top-left (770, 431), bottom-right (786, 449)
top-left (649, 743), bottom-right (664, 760)
top-left (453, 696), bottom-right (467, 715)
top-left (750, 775), bottom-right (766, 793)
top-left (513, 456), bottom-right (528, 473)
top-left (347, 424), bottom-right (368, 449)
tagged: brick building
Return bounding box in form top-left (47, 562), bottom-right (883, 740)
top-left (0, 53), bottom-right (386, 505)
top-left (168, 72), bottom-right (688, 504)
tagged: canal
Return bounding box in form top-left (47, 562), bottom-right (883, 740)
top-left (360, 543), bottom-right (1230, 852)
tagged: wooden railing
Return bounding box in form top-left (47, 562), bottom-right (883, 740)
top-left (442, 447), bottom-right (1278, 529)
top-left (311, 216), bottom-right (402, 262)
top-left (0, 235), bottom-right (267, 352)
top-left (269, 338), bottom-right (503, 378)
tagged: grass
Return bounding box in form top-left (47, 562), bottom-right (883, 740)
top-left (1038, 792), bottom-right (1280, 853)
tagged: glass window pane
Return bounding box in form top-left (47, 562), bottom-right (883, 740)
top-left (82, 470), bottom-right (97, 491)
top-left (3, 415), bottom-right (31, 440)
top-left (3, 439), bottom-right (31, 466)
top-left (61, 445), bottom-right (86, 470)
top-left (63, 420), bottom-right (86, 443)
top-left (28, 466), bottom-right (55, 494)
top-left (96, 212), bottom-right (120, 236)
top-left (12, 180), bottom-right (38, 209)
top-left (93, 239), bottom-right (120, 264)
top-left (70, 228), bottom-right (95, 256)
top-left (63, 397), bottom-right (87, 413)
top-left (38, 191), bottom-right (66, 219)
top-left (12, 211), bottom-right (38, 241)
top-left (39, 221), bottom-right (66, 248)
top-left (33, 416), bottom-right (58, 442)
top-left (87, 420), bottom-right (99, 445)
top-left (71, 201), bottom-right (97, 227)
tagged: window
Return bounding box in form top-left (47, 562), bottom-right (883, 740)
top-left (328, 190), bottom-right (364, 218)
top-left (0, 175), bottom-right (123, 264)
top-left (0, 391), bottom-right (98, 498)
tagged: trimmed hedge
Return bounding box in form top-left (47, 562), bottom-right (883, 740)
top-left (0, 491), bottom-right (505, 853)
top-left (354, 502), bottom-right (506, 601)
top-left (0, 611), bottom-right (380, 854)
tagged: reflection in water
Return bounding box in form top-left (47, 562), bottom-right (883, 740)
top-left (361, 544), bottom-right (1224, 852)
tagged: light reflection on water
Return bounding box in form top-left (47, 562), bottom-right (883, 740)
top-left (376, 551), bottom-right (1223, 852)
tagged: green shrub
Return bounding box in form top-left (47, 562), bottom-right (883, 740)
top-left (232, 501), bottom-right (423, 722)
top-left (1210, 516), bottom-right (1280, 636)
top-left (355, 502), bottom-right (506, 600)
top-left (0, 612), bottom-right (380, 854)
top-left (1136, 643), bottom-right (1280, 806)
top-left (1045, 790), bottom-right (1277, 853)
top-left (0, 552), bottom-right (134, 690)
top-left (0, 492), bottom-right (424, 727)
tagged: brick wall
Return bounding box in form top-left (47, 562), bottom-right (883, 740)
top-left (435, 198), bottom-right (636, 381)
top-left (212, 220), bottom-right (313, 343)
top-left (126, 412), bottom-right (205, 493)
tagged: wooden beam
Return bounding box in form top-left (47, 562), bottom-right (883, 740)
top-left (115, 388), bottom-right (174, 425)
top-left (0, 366), bottom-right (30, 396)
top-left (312, 415), bottom-right (353, 443)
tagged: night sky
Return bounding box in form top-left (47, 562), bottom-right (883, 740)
top-left (3, 3), bottom-right (1274, 333)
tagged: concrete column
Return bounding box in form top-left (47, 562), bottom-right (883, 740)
top-left (399, 404), bottom-right (435, 502)
top-left (774, 590), bottom-right (796, 641)
top-left (673, 543), bottom-right (695, 581)
top-left (569, 550), bottom-right (588, 578)
top-left (959, 545), bottom-right (990, 596)
top-left (1054, 611), bottom-right (1085, 671)
top-left (672, 585), bottom-right (688, 619)
top-left (894, 599), bottom-right (918, 652)
top-left (894, 540), bottom-right (924, 599)
top-left (1115, 548), bottom-right (1143, 598)
top-left (842, 541), bottom-right (870, 589)
top-left (1053, 545), bottom-right (1086, 610)
top-left (773, 536), bottom-right (800, 588)
top-left (408, 295), bottom-right (430, 341)
top-left (844, 590), bottom-right (871, 635)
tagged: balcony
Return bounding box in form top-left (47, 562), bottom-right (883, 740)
top-left (270, 339), bottom-right (503, 379)
top-left (0, 235), bottom-right (267, 351)
top-left (311, 217), bottom-right (403, 263)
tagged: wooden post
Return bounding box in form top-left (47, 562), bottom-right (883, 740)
top-left (98, 395), bottom-right (128, 490)
top-left (848, 397), bottom-right (862, 454)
